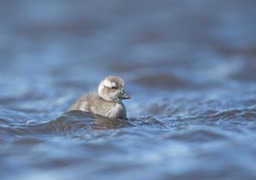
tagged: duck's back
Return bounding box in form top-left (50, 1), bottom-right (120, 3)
top-left (69, 93), bottom-right (127, 119)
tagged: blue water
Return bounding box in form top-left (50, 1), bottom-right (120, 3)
top-left (1, 1), bottom-right (256, 179)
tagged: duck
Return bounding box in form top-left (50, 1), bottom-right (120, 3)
top-left (69, 76), bottom-right (131, 119)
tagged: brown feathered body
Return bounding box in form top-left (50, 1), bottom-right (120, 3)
top-left (69, 76), bottom-right (130, 119)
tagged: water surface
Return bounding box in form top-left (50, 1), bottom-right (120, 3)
top-left (1, 1), bottom-right (256, 179)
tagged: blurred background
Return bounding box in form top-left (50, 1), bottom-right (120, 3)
top-left (1, 0), bottom-right (256, 98)
top-left (0, 0), bottom-right (256, 179)
top-left (1, 0), bottom-right (256, 113)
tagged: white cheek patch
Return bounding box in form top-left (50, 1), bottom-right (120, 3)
top-left (103, 79), bottom-right (116, 88)
top-left (98, 83), bottom-right (104, 96)
top-left (98, 81), bottom-right (112, 101)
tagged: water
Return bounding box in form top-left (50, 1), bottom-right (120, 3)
top-left (1, 0), bottom-right (256, 179)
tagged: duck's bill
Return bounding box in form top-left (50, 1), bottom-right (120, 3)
top-left (119, 92), bottom-right (131, 100)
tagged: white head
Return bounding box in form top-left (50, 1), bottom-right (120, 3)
top-left (98, 76), bottom-right (131, 102)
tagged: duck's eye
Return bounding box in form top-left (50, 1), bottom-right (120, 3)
top-left (111, 86), bottom-right (117, 90)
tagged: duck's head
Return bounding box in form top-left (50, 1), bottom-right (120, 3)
top-left (98, 76), bottom-right (131, 102)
